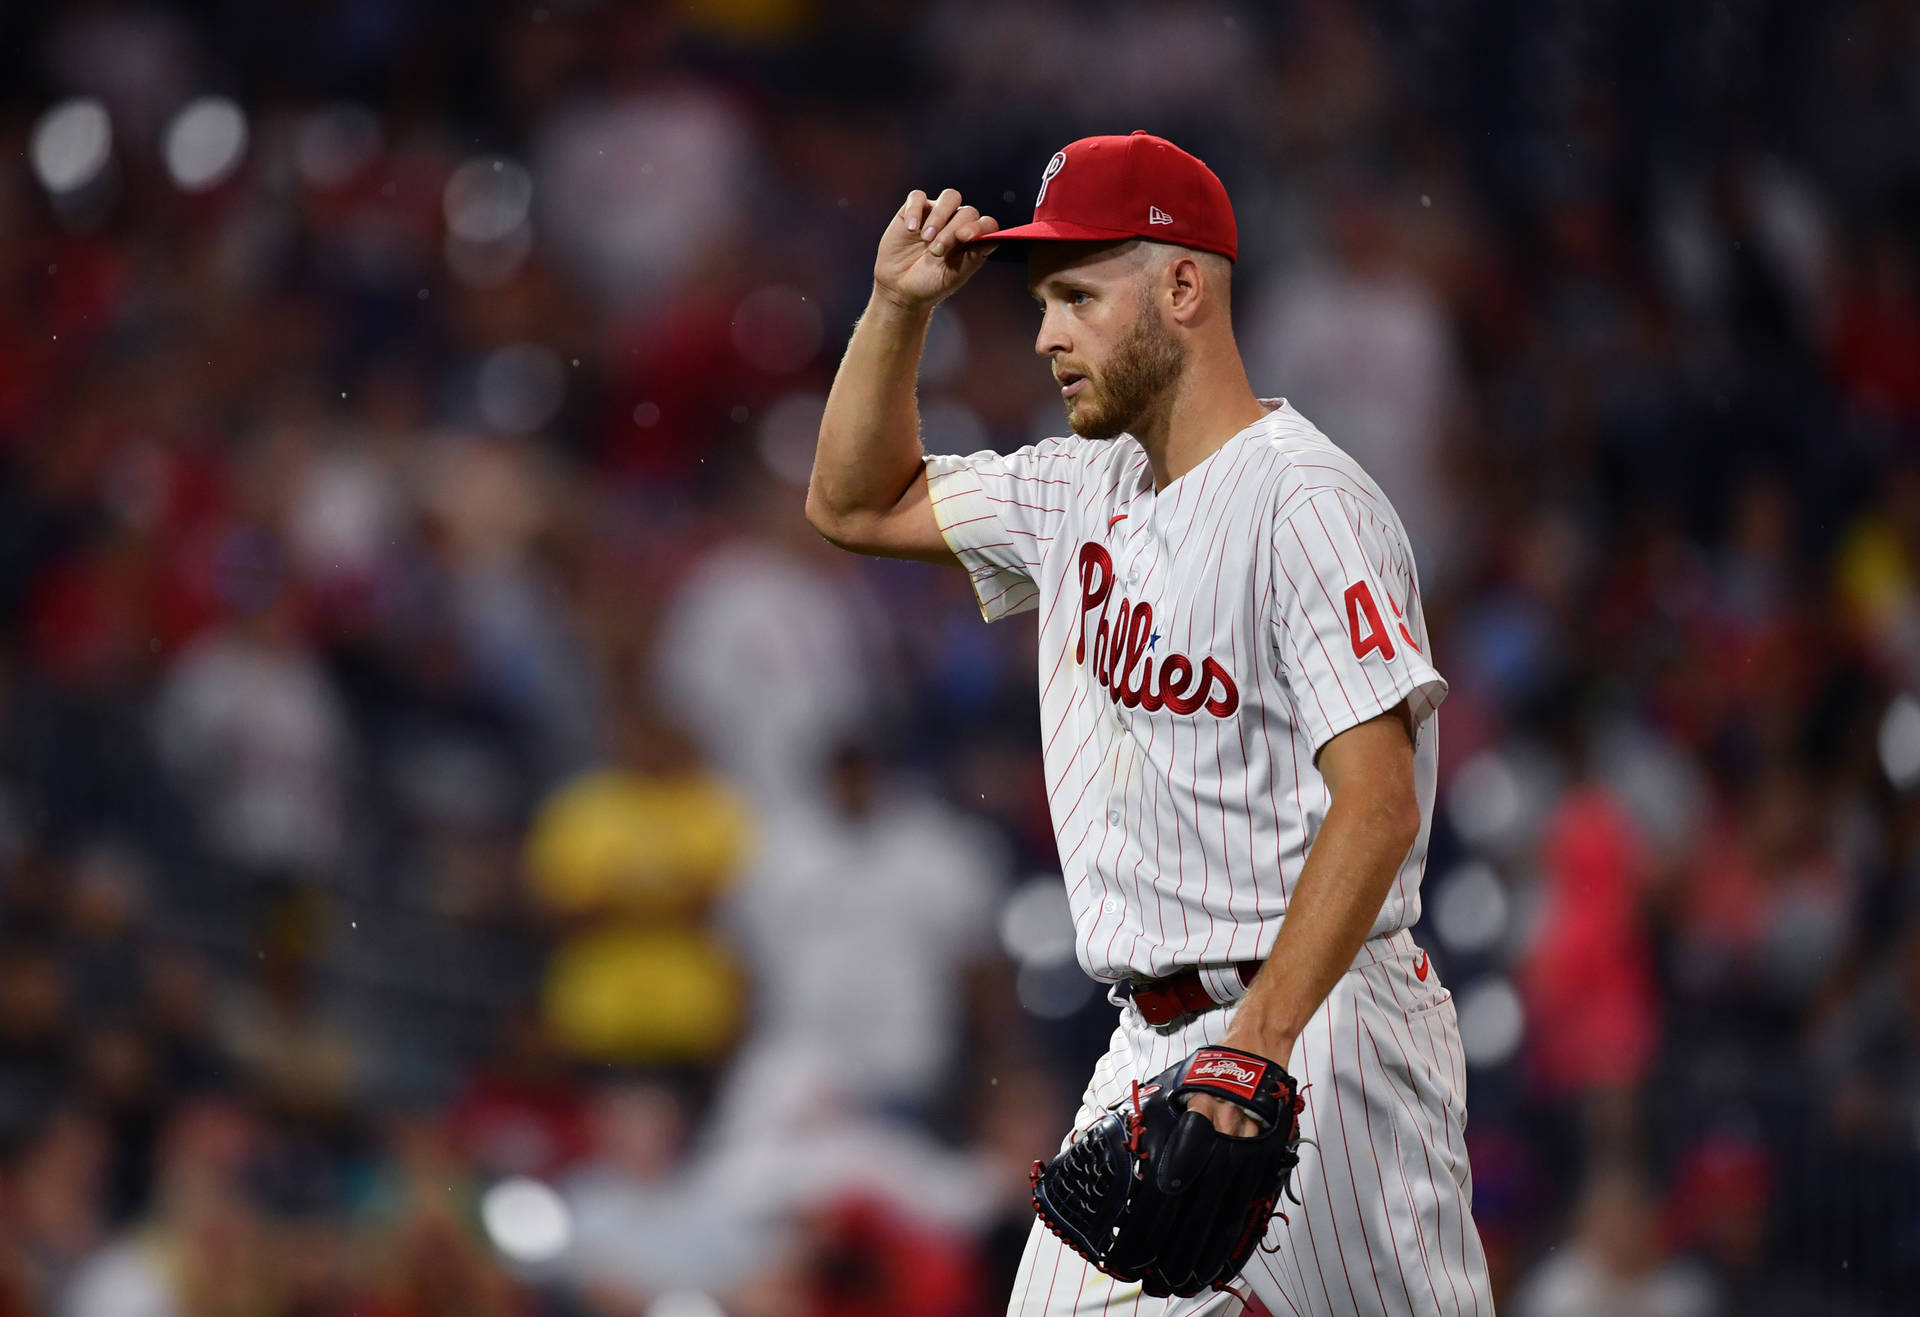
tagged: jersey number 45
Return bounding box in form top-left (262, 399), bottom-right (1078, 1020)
top-left (1343, 581), bottom-right (1421, 662)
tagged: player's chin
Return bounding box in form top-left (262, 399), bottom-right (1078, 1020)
top-left (1066, 396), bottom-right (1124, 442)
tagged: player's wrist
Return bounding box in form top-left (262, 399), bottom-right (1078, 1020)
top-left (869, 281), bottom-right (940, 320)
top-left (1220, 1016), bottom-right (1297, 1070)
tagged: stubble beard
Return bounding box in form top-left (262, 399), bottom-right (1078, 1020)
top-left (1064, 292), bottom-right (1187, 441)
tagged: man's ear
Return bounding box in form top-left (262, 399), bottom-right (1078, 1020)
top-left (1166, 254), bottom-right (1205, 325)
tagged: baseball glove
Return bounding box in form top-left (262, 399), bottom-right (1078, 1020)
top-left (1030, 1045), bottom-right (1306, 1300)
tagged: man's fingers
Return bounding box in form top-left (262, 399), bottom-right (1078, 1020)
top-left (927, 205), bottom-right (981, 257)
top-left (956, 214), bottom-right (1000, 254)
top-left (957, 214), bottom-right (1002, 262)
top-left (899, 189), bottom-right (929, 232)
top-left (918, 188), bottom-right (963, 243)
top-left (1189, 1094), bottom-right (1260, 1138)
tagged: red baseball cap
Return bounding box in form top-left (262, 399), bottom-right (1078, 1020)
top-left (967, 130), bottom-right (1237, 263)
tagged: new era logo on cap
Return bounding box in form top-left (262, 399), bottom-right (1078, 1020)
top-left (1148, 206), bottom-right (1173, 225)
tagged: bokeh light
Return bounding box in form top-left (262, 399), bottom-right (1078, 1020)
top-left (163, 96), bottom-right (247, 192)
top-left (1457, 978), bottom-right (1525, 1069)
top-left (1431, 861), bottom-right (1510, 957)
top-left (647, 1294), bottom-right (726, 1317)
top-left (755, 391), bottom-right (828, 487)
top-left (31, 98), bottom-right (112, 196)
top-left (998, 876), bottom-right (1078, 968)
top-left (1017, 960), bottom-right (1097, 1019)
top-left (1878, 693), bottom-right (1920, 790)
top-left (1447, 750), bottom-right (1523, 850)
top-left (480, 1177), bottom-right (572, 1265)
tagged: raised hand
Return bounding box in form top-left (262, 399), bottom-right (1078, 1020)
top-left (873, 188), bottom-right (1000, 311)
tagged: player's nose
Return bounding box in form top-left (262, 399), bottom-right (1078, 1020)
top-left (1035, 305), bottom-right (1070, 359)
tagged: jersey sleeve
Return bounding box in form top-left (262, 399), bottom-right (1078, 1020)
top-left (923, 438), bottom-right (1077, 622)
top-left (1273, 488), bottom-right (1448, 754)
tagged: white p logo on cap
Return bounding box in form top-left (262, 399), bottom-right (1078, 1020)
top-left (1036, 150), bottom-right (1067, 206)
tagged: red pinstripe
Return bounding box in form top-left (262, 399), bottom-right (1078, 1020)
top-left (979, 579), bottom-right (1037, 613)
top-left (1293, 1018), bottom-right (1357, 1314)
top-left (1308, 496), bottom-right (1389, 705)
top-left (1358, 1015), bottom-right (1443, 1314)
top-left (1040, 1238), bottom-right (1065, 1314)
top-left (1042, 685), bottom-right (1088, 758)
top-left (982, 492), bottom-right (1069, 514)
top-left (1172, 451), bottom-right (1246, 958)
top-left (1322, 1007), bottom-right (1393, 1312)
top-left (1284, 518), bottom-right (1364, 721)
top-left (1225, 468), bottom-right (1287, 957)
top-left (1095, 734), bottom-right (1141, 972)
top-left (1366, 977), bottom-right (1475, 1317)
top-left (1256, 1249), bottom-right (1308, 1317)
top-left (1145, 711), bottom-right (1171, 959)
top-left (1349, 1005), bottom-right (1423, 1314)
top-left (1049, 715), bottom-right (1105, 808)
top-left (1424, 1011), bottom-right (1483, 1317)
top-left (1272, 548), bottom-right (1345, 737)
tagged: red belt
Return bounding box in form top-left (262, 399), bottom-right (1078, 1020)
top-left (1126, 961), bottom-right (1264, 1026)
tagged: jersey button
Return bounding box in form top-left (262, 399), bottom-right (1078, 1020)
top-left (1108, 809), bottom-right (1122, 825)
top-left (1103, 896), bottom-right (1123, 914)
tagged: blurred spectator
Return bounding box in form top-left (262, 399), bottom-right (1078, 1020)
top-left (446, 1008), bottom-right (590, 1182)
top-left (1674, 762), bottom-right (1856, 1022)
top-left (359, 1114), bottom-right (522, 1317)
top-left (62, 1098), bottom-right (284, 1317)
top-left (1517, 783), bottom-right (1661, 1152)
top-left (1512, 1168), bottom-right (1718, 1317)
top-left (789, 1196), bottom-right (987, 1317)
top-left (720, 741), bottom-right (1005, 1124)
top-left (1826, 228), bottom-right (1920, 428)
top-left (5, 1112), bottom-right (109, 1312)
top-left (1818, 918), bottom-right (1920, 1143)
top-left (525, 701), bottom-right (748, 1065)
top-left (653, 464), bottom-right (899, 808)
top-left (215, 896), bottom-right (362, 1122)
top-left (559, 1078), bottom-right (771, 1310)
top-left (1661, 1133), bottom-right (1782, 1316)
top-left (0, 942), bottom-right (71, 1148)
top-left (152, 591), bottom-right (353, 883)
top-left (1246, 185), bottom-right (1463, 578)
top-left (533, 77), bottom-right (755, 311)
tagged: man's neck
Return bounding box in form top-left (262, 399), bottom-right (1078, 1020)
top-left (1130, 355), bottom-right (1269, 491)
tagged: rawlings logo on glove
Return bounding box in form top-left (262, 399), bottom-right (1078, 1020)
top-left (1030, 1044), bottom-right (1307, 1300)
top-left (1186, 1050), bottom-right (1264, 1098)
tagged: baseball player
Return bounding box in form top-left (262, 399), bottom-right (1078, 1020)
top-left (807, 132), bottom-right (1493, 1315)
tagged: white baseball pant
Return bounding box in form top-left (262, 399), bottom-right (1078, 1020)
top-left (1007, 931), bottom-right (1494, 1317)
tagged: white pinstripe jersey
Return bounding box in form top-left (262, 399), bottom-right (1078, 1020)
top-left (925, 400), bottom-right (1447, 983)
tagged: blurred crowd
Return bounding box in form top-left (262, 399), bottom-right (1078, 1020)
top-left (1, 0), bottom-right (1919, 1314)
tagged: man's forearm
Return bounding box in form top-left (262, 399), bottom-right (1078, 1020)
top-left (807, 289), bottom-right (933, 533)
top-left (1222, 786), bottom-right (1419, 1065)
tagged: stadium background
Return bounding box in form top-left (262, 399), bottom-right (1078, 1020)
top-left (1, 0), bottom-right (1919, 1313)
